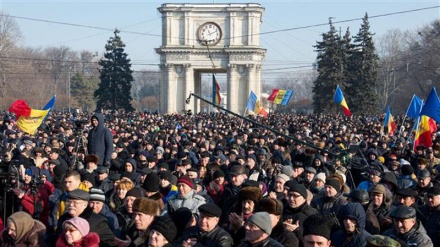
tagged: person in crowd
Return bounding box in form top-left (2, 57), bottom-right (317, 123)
top-left (255, 198), bottom-right (299, 247)
top-left (87, 113), bottom-right (113, 167)
top-left (56, 189), bottom-right (116, 247)
top-left (158, 171), bottom-right (178, 207)
top-left (228, 186), bottom-right (262, 235)
top-left (180, 203), bottom-right (233, 247)
top-left (167, 175), bottom-right (206, 214)
top-left (283, 183), bottom-right (318, 244)
top-left (116, 187), bottom-right (144, 235)
top-left (0, 212), bottom-right (46, 247)
top-left (419, 186), bottom-right (440, 246)
top-left (206, 170), bottom-right (227, 204)
top-left (311, 177), bottom-right (347, 215)
top-left (302, 213), bottom-right (333, 247)
top-left (331, 202), bottom-right (371, 247)
top-left (383, 205), bottom-right (433, 246)
top-left (368, 184), bottom-right (394, 233)
top-left (237, 212), bottom-right (283, 247)
top-left (268, 173), bottom-right (290, 201)
top-left (88, 188), bottom-right (120, 238)
top-left (358, 166), bottom-right (382, 191)
top-left (345, 189), bottom-right (380, 234)
top-left (147, 216), bottom-right (177, 247)
top-left (413, 169), bottom-right (433, 206)
top-left (96, 166), bottom-right (113, 194)
top-left (108, 179), bottom-right (135, 213)
top-left (56, 217), bottom-right (100, 247)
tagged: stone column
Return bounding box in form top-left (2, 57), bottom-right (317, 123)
top-left (183, 64), bottom-right (193, 112)
top-left (166, 63), bottom-right (176, 113)
top-left (227, 64), bottom-right (239, 113)
top-left (247, 64), bottom-right (256, 94)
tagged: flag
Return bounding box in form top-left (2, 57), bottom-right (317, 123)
top-left (383, 106), bottom-right (397, 136)
top-left (333, 85), bottom-right (352, 116)
top-left (246, 91), bottom-right (267, 117)
top-left (267, 89), bottom-right (293, 106)
top-left (414, 115), bottom-right (437, 149)
top-left (8, 96), bottom-right (56, 134)
top-left (212, 75), bottom-right (221, 106)
top-left (419, 87), bottom-right (440, 123)
top-left (406, 94), bottom-right (423, 119)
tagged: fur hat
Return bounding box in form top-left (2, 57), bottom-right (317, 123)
top-left (303, 213), bottom-right (332, 240)
top-left (150, 216), bottom-right (177, 242)
top-left (84, 154), bottom-right (99, 164)
top-left (239, 186), bottom-right (262, 204)
top-left (132, 197), bottom-right (161, 216)
top-left (256, 198), bottom-right (283, 216)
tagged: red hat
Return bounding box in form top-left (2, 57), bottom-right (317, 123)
top-left (177, 175), bottom-right (194, 189)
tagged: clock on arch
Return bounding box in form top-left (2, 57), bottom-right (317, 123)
top-left (197, 22), bottom-right (222, 46)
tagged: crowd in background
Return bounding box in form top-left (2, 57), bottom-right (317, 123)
top-left (0, 111), bottom-right (439, 247)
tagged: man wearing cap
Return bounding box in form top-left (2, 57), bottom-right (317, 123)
top-left (115, 187), bottom-right (144, 236)
top-left (368, 184), bottom-right (394, 233)
top-left (302, 166), bottom-right (316, 190)
top-left (268, 173), bottom-right (290, 201)
top-left (167, 175), bottom-right (206, 214)
top-left (237, 212), bottom-right (283, 247)
top-left (413, 169), bottom-right (433, 206)
top-left (181, 203), bottom-right (233, 247)
top-left (419, 186), bottom-right (440, 246)
top-left (96, 166), bottom-right (112, 193)
top-left (383, 205), bottom-right (433, 246)
top-left (283, 183), bottom-right (318, 245)
top-left (218, 165), bottom-right (248, 227)
top-left (89, 188), bottom-right (120, 238)
top-left (57, 189), bottom-right (116, 247)
top-left (358, 166), bottom-right (382, 191)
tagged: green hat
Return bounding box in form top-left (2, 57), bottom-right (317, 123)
top-left (367, 235), bottom-right (401, 247)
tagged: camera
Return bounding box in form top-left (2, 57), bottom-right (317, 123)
top-left (74, 120), bottom-right (88, 131)
top-left (0, 161), bottom-right (20, 191)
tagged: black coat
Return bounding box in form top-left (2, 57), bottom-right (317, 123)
top-left (178, 225), bottom-right (233, 247)
top-left (271, 220), bottom-right (299, 247)
top-left (88, 113), bottom-right (113, 166)
top-left (57, 207), bottom-right (115, 247)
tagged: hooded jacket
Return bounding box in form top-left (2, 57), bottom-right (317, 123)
top-left (87, 113), bottom-right (113, 166)
top-left (331, 202), bottom-right (371, 247)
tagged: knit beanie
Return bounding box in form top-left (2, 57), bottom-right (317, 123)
top-left (63, 217), bottom-right (90, 237)
top-left (281, 165), bottom-right (293, 177)
top-left (401, 165), bottom-right (414, 176)
top-left (170, 207), bottom-right (193, 232)
top-left (288, 184), bottom-right (308, 199)
top-left (213, 170), bottom-right (225, 179)
top-left (125, 187), bottom-right (145, 198)
top-left (89, 188), bottom-right (105, 202)
top-left (142, 173), bottom-right (160, 192)
top-left (177, 175), bottom-right (195, 189)
top-left (81, 173), bottom-right (95, 187)
top-left (150, 216), bottom-right (177, 242)
top-left (325, 178), bottom-right (341, 191)
top-left (247, 212), bottom-right (272, 234)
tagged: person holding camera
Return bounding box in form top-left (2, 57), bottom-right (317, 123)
top-left (12, 167), bottom-right (53, 229)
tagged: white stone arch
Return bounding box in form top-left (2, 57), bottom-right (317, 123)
top-left (155, 3), bottom-right (266, 114)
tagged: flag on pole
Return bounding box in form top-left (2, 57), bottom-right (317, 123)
top-left (406, 94), bottom-right (423, 120)
top-left (212, 74), bottom-right (221, 106)
top-left (267, 89), bottom-right (294, 106)
top-left (8, 96), bottom-right (56, 134)
top-left (419, 87), bottom-right (440, 123)
top-left (414, 115), bottom-right (437, 149)
top-left (246, 91), bottom-right (267, 117)
top-left (333, 85), bottom-right (352, 116)
top-left (383, 106), bottom-right (397, 136)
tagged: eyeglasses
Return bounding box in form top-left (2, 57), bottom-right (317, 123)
top-left (288, 193), bottom-right (303, 198)
top-left (66, 200), bottom-right (85, 206)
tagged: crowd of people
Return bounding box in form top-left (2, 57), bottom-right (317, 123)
top-left (0, 110), bottom-right (439, 247)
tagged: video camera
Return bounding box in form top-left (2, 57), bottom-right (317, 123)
top-left (0, 160), bottom-right (20, 192)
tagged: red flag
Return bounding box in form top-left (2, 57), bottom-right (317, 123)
top-left (267, 89), bottom-right (279, 101)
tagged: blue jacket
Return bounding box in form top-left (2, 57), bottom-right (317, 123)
top-left (88, 113), bottom-right (113, 166)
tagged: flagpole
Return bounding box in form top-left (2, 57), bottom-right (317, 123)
top-left (397, 95), bottom-right (415, 138)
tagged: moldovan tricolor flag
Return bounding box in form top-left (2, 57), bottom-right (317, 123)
top-left (414, 115), bottom-right (437, 149)
top-left (246, 91), bottom-right (267, 117)
top-left (212, 75), bottom-right (221, 106)
top-left (333, 85), bottom-right (352, 116)
top-left (267, 89), bottom-right (293, 106)
top-left (383, 106), bottom-right (397, 136)
top-left (9, 96), bottom-right (56, 134)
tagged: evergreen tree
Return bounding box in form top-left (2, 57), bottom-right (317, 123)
top-left (312, 19), bottom-right (345, 114)
top-left (71, 73), bottom-right (99, 110)
top-left (95, 29), bottom-right (135, 111)
top-left (347, 13), bottom-right (380, 114)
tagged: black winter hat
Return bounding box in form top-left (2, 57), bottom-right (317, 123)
top-left (150, 216), bottom-right (177, 242)
top-left (170, 207), bottom-right (193, 232)
top-left (142, 173), bottom-right (160, 192)
top-left (81, 173), bottom-right (95, 187)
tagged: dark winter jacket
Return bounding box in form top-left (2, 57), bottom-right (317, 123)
top-left (383, 220), bottom-right (433, 247)
top-left (270, 219), bottom-right (299, 247)
top-left (282, 201), bottom-right (318, 244)
top-left (178, 225), bottom-right (233, 247)
top-left (57, 207), bottom-right (116, 247)
top-left (419, 204), bottom-right (440, 247)
top-left (88, 113), bottom-right (113, 166)
top-left (56, 232), bottom-right (100, 247)
top-left (331, 202), bottom-right (371, 247)
top-left (311, 192), bottom-right (347, 216)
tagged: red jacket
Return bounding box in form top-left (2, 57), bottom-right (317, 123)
top-left (55, 232), bottom-right (100, 247)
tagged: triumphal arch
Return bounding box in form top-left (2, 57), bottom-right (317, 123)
top-left (155, 3), bottom-right (266, 114)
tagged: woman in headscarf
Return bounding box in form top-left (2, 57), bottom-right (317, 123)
top-left (0, 212), bottom-right (46, 247)
top-left (55, 217), bottom-right (100, 247)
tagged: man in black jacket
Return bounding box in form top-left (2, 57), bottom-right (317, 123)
top-left (88, 113), bottom-right (113, 167)
top-left (56, 189), bottom-right (116, 247)
top-left (181, 203), bottom-right (233, 247)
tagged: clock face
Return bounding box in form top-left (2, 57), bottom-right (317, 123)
top-left (198, 22), bottom-right (222, 46)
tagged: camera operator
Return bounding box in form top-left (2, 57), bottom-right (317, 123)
top-left (12, 166), bottom-right (53, 229)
